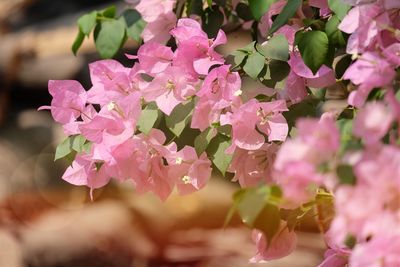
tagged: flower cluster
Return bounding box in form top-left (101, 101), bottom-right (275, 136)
top-left (42, 0), bottom-right (400, 266)
top-left (40, 18), bottom-right (289, 201)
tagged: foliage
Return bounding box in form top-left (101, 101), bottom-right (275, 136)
top-left (41, 0), bottom-right (400, 266)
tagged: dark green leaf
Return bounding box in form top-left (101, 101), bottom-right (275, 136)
top-left (284, 98), bottom-right (320, 128)
top-left (236, 3), bottom-right (254, 21)
top-left (258, 35), bottom-right (289, 61)
top-left (202, 5), bottom-right (224, 38)
top-left (344, 235), bottom-right (356, 249)
top-left (269, 0), bottom-right (302, 35)
top-left (194, 128), bottom-right (216, 156)
top-left (165, 100), bottom-right (195, 137)
top-left (334, 54), bottom-right (352, 79)
top-left (120, 9), bottom-right (146, 42)
top-left (297, 31), bottom-right (329, 74)
top-left (206, 133), bottom-right (232, 175)
top-left (78, 11), bottom-right (97, 36)
top-left (336, 164), bottom-right (357, 185)
top-left (243, 52), bottom-right (265, 79)
top-left (101, 5), bottom-right (116, 18)
top-left (253, 204), bottom-right (281, 244)
top-left (328, 0), bottom-right (351, 20)
top-left (94, 19), bottom-right (126, 59)
top-left (187, 0), bottom-right (204, 16)
top-left (262, 60), bottom-right (290, 86)
top-left (72, 30), bottom-right (85, 56)
top-left (248, 0), bottom-right (276, 21)
top-left (137, 102), bottom-right (160, 134)
top-left (325, 15), bottom-right (346, 46)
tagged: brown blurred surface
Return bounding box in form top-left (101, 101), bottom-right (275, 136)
top-left (0, 181), bottom-right (325, 267)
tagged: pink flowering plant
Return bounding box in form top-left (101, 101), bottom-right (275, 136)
top-left (41, 0), bottom-right (400, 266)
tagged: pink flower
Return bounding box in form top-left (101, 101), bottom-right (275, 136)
top-left (166, 146), bottom-right (212, 195)
top-left (297, 116), bottom-right (340, 154)
top-left (229, 143), bottom-right (278, 187)
top-left (382, 43), bottom-right (400, 67)
top-left (142, 66), bottom-right (196, 115)
top-left (274, 161), bottom-right (323, 207)
top-left (136, 42), bottom-right (174, 74)
top-left (250, 221), bottom-right (297, 262)
top-left (191, 65), bottom-right (242, 130)
top-left (79, 92), bottom-right (141, 144)
top-left (170, 18), bottom-right (207, 44)
top-left (86, 60), bottom-right (133, 106)
top-left (221, 99), bottom-right (288, 153)
top-left (319, 232), bottom-right (350, 267)
top-left (62, 154), bottom-right (110, 190)
top-left (353, 101), bottom-right (394, 145)
top-left (135, 0), bottom-right (176, 23)
top-left (288, 52), bottom-right (336, 88)
top-left (172, 18), bottom-right (227, 76)
top-left (344, 52), bottom-right (395, 107)
top-left (309, 0), bottom-right (331, 16)
top-left (132, 129), bottom-right (178, 201)
top-left (350, 234), bottom-right (400, 267)
top-left (38, 80), bottom-right (87, 124)
top-left (339, 4), bottom-right (390, 55)
top-left (278, 70), bottom-right (308, 104)
top-left (142, 12), bottom-right (177, 44)
top-left (134, 0), bottom-right (177, 44)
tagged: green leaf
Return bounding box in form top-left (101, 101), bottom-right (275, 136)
top-left (336, 164), bottom-right (357, 185)
top-left (194, 128), bottom-right (216, 156)
top-left (243, 52), bottom-right (265, 79)
top-left (202, 5), bottom-right (224, 38)
top-left (262, 60), bottom-right (290, 87)
top-left (72, 29), bottom-right (85, 56)
top-left (258, 35), bottom-right (289, 61)
top-left (328, 0), bottom-right (351, 20)
top-left (232, 51), bottom-right (248, 67)
top-left (206, 133), bottom-right (232, 175)
top-left (297, 31), bottom-right (329, 74)
top-left (78, 11), bottom-right (97, 36)
top-left (71, 135), bottom-right (86, 152)
top-left (137, 102), bottom-right (160, 134)
top-left (396, 90), bottom-right (400, 102)
top-left (334, 54), bottom-right (352, 79)
top-left (284, 98), bottom-right (320, 128)
top-left (207, 0), bottom-right (213, 7)
top-left (344, 235), bottom-right (356, 249)
top-left (248, 0), bottom-right (276, 21)
top-left (55, 138), bottom-right (73, 161)
top-left (236, 3), bottom-right (255, 21)
top-left (233, 186), bottom-right (282, 243)
top-left (253, 204), bottom-right (281, 244)
top-left (94, 19), bottom-right (126, 59)
top-left (269, 0), bottom-right (302, 35)
top-left (325, 15), bottom-right (346, 46)
top-left (237, 188), bottom-right (268, 226)
top-left (120, 9), bottom-right (146, 42)
top-left (165, 100), bottom-right (195, 137)
top-left (101, 5), bottom-right (116, 18)
top-left (187, 0), bottom-right (204, 16)
top-left (55, 135), bottom-right (87, 161)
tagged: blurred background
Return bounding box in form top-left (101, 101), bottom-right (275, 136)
top-left (0, 1), bottom-right (325, 266)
